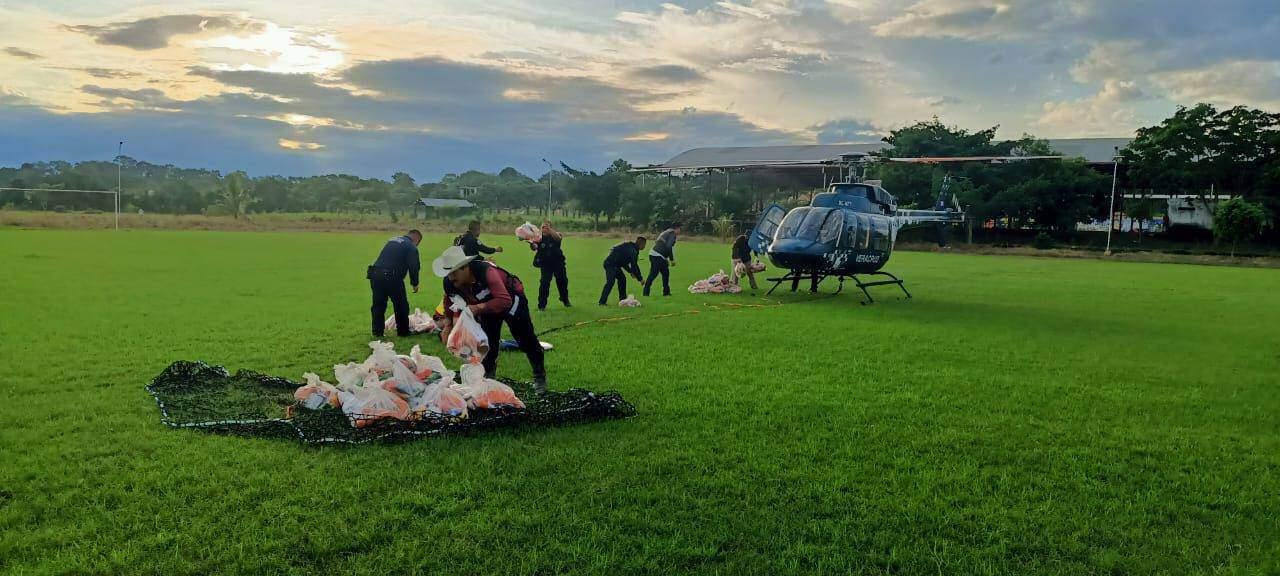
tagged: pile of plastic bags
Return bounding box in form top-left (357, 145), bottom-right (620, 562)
top-left (383, 308), bottom-right (437, 334)
top-left (292, 336), bottom-right (524, 428)
top-left (515, 222), bottom-right (542, 242)
top-left (688, 270), bottom-right (743, 294)
top-left (618, 295), bottom-right (642, 308)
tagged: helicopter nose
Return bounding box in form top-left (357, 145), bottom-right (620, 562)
top-left (767, 239), bottom-right (826, 269)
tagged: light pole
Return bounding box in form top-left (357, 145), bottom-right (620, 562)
top-left (116, 141), bottom-right (124, 231)
top-left (1105, 146), bottom-right (1119, 256)
top-left (541, 158), bottom-right (554, 217)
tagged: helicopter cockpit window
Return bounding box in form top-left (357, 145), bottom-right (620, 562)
top-left (818, 210), bottom-right (843, 244)
top-left (872, 218), bottom-right (891, 251)
top-left (775, 207), bottom-right (812, 241)
top-left (776, 207), bottom-right (842, 242)
top-left (855, 214), bottom-right (871, 249)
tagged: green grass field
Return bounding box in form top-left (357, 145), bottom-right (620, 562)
top-left (2, 228), bottom-right (1278, 575)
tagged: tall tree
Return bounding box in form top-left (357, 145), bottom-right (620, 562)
top-left (1213, 198), bottom-right (1268, 256)
top-left (221, 171), bottom-right (256, 219)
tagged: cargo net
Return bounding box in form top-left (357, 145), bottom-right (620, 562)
top-left (146, 361), bottom-right (636, 445)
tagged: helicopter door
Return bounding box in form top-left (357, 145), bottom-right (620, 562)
top-left (748, 204), bottom-right (786, 254)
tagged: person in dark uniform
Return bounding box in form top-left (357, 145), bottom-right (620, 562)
top-left (730, 234), bottom-right (758, 290)
top-left (368, 230), bottom-right (422, 337)
top-left (600, 236), bottom-right (646, 306)
top-left (529, 220), bottom-right (570, 311)
top-left (644, 223), bottom-right (680, 297)
top-left (454, 220), bottom-right (503, 258)
top-left (434, 246), bottom-right (546, 392)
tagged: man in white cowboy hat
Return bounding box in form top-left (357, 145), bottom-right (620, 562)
top-left (434, 245), bottom-right (547, 392)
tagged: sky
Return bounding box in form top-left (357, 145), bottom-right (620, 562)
top-left (0, 0), bottom-right (1277, 179)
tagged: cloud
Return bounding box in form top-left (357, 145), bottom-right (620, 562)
top-left (1034, 80), bottom-right (1150, 136)
top-left (810, 118), bottom-right (883, 143)
top-left (79, 68), bottom-right (139, 80)
top-left (627, 64), bottom-right (706, 84)
top-left (4, 47), bottom-right (41, 60)
top-left (28, 54), bottom-right (797, 177)
top-left (622, 132), bottom-right (670, 142)
top-left (1152, 61), bottom-right (1280, 110)
top-left (81, 85), bottom-right (182, 111)
top-left (10, 0), bottom-right (1280, 177)
top-left (278, 138), bottom-right (325, 151)
top-left (68, 14), bottom-right (263, 50)
top-left (0, 88), bottom-right (43, 109)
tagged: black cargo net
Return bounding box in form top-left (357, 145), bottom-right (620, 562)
top-left (146, 361), bottom-right (636, 445)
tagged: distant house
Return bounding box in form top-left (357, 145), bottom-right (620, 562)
top-left (418, 198), bottom-right (475, 209)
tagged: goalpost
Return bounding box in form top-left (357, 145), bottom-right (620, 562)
top-left (0, 187), bottom-right (121, 230)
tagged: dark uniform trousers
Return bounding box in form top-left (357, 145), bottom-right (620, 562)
top-left (643, 255), bottom-right (670, 296)
top-left (600, 265), bottom-right (629, 304)
top-left (538, 263), bottom-right (570, 309)
top-left (478, 294), bottom-right (545, 379)
top-left (369, 267), bottom-right (411, 336)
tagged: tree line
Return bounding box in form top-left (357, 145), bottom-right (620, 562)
top-left (2, 103), bottom-right (1276, 244)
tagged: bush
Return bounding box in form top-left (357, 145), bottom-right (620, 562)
top-left (1034, 232), bottom-right (1055, 250)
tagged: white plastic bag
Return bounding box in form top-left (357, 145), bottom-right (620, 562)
top-left (459, 363), bottom-right (525, 410)
top-left (385, 309), bottom-right (437, 334)
top-left (294, 373), bottom-right (341, 410)
top-left (386, 359), bottom-right (428, 398)
top-left (446, 295), bottom-right (490, 362)
top-left (408, 308), bottom-right (436, 333)
top-left (365, 340), bottom-right (399, 375)
top-left (338, 385), bottom-right (410, 428)
top-left (515, 222), bottom-right (542, 243)
top-left (410, 344), bottom-right (453, 382)
top-left (334, 361), bottom-right (375, 389)
top-left (412, 376), bottom-right (469, 418)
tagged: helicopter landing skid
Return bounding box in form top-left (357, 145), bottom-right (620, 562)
top-left (766, 270), bottom-right (912, 304)
top-left (839, 271), bottom-right (912, 305)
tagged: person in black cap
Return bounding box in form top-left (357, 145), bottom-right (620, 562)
top-left (530, 220), bottom-right (570, 311)
top-left (600, 236), bottom-right (646, 306)
top-left (454, 220), bottom-right (503, 258)
top-left (435, 245), bottom-right (546, 392)
top-left (368, 230), bottom-right (422, 337)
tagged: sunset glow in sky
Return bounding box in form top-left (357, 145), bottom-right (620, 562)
top-left (1, 0), bottom-right (1277, 178)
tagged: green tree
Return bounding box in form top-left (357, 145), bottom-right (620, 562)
top-left (221, 172), bottom-right (256, 219)
top-left (619, 180), bottom-right (655, 229)
top-left (1213, 198), bottom-right (1268, 256)
top-left (1123, 104), bottom-right (1280, 198)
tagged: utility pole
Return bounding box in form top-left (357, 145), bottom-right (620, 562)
top-left (1105, 147), bottom-right (1119, 256)
top-left (541, 158), bottom-right (554, 217)
top-left (116, 141), bottom-right (124, 231)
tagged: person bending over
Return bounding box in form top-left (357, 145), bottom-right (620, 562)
top-left (368, 230), bottom-right (421, 337)
top-left (434, 246), bottom-right (546, 392)
top-left (730, 234), bottom-right (759, 291)
top-left (600, 236), bottom-right (646, 306)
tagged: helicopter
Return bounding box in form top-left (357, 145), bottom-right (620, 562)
top-left (745, 155), bottom-right (1060, 303)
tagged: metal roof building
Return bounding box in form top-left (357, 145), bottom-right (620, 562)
top-left (637, 138), bottom-right (1132, 172)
